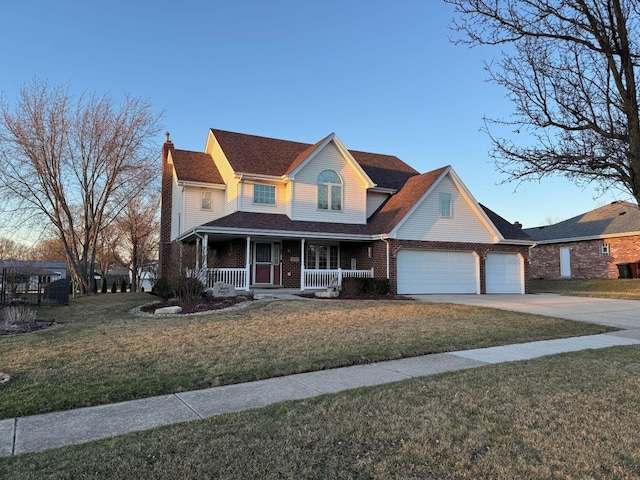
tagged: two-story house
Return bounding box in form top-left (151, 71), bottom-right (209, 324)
top-left (160, 129), bottom-right (533, 294)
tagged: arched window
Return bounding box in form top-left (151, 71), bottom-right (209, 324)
top-left (317, 170), bottom-right (342, 211)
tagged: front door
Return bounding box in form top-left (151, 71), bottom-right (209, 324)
top-left (560, 247), bottom-right (571, 277)
top-left (253, 242), bottom-right (282, 285)
top-left (254, 243), bottom-right (272, 284)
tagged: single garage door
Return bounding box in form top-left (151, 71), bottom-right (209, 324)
top-left (397, 250), bottom-right (478, 294)
top-left (486, 253), bottom-right (523, 294)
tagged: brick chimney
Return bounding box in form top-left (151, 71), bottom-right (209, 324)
top-left (159, 132), bottom-right (175, 278)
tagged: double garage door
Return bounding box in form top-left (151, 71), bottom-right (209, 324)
top-left (397, 250), bottom-right (522, 294)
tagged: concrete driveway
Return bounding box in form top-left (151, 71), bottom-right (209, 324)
top-left (412, 294), bottom-right (640, 330)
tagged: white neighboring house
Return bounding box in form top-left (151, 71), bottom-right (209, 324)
top-left (135, 263), bottom-right (158, 291)
top-left (0, 260), bottom-right (68, 292)
top-left (159, 129), bottom-right (534, 294)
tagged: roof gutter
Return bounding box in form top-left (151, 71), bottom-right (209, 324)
top-left (177, 226), bottom-right (373, 243)
top-left (530, 230), bottom-right (640, 244)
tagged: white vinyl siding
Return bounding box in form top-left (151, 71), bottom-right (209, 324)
top-left (239, 182), bottom-right (286, 214)
top-left (485, 253), bottom-right (524, 294)
top-left (366, 191), bottom-right (389, 218)
top-left (225, 178), bottom-right (241, 215)
top-left (253, 184), bottom-right (275, 205)
top-left (396, 175), bottom-right (495, 243)
top-left (397, 250), bottom-right (479, 294)
top-left (183, 186), bottom-right (225, 232)
top-left (206, 132), bottom-right (237, 184)
top-left (291, 142), bottom-right (367, 224)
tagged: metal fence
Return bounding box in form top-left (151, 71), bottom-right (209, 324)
top-left (0, 268), bottom-right (70, 306)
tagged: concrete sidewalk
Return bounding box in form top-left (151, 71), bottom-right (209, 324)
top-left (3, 328), bottom-right (640, 457)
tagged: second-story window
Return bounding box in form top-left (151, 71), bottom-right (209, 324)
top-left (439, 192), bottom-right (452, 218)
top-left (253, 184), bottom-right (276, 205)
top-left (318, 170), bottom-right (342, 211)
top-left (201, 190), bottom-right (212, 210)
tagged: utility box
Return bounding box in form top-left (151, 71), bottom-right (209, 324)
top-left (617, 263), bottom-right (632, 279)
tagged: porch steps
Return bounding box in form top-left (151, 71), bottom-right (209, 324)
top-left (250, 288), bottom-right (305, 295)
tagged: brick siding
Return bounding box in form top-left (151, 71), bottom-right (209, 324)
top-left (158, 138), bottom-right (174, 278)
top-left (530, 235), bottom-right (640, 279)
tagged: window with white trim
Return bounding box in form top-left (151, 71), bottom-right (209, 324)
top-left (253, 184), bottom-right (276, 205)
top-left (317, 170), bottom-right (342, 211)
top-left (306, 244), bottom-right (339, 270)
top-left (599, 243), bottom-right (610, 256)
top-left (201, 190), bottom-right (212, 210)
top-left (439, 192), bottom-right (452, 218)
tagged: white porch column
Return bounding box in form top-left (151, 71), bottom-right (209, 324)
top-left (300, 238), bottom-right (306, 291)
top-left (202, 234), bottom-right (209, 270)
top-left (245, 236), bottom-right (251, 291)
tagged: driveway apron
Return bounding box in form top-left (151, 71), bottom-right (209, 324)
top-left (412, 293), bottom-right (640, 330)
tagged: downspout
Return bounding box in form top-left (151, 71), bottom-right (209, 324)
top-left (300, 238), bottom-right (306, 291)
top-left (245, 236), bottom-right (251, 291)
top-left (381, 238), bottom-right (390, 279)
top-left (192, 232), bottom-right (204, 276)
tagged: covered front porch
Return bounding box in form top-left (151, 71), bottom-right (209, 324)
top-left (184, 234), bottom-right (377, 291)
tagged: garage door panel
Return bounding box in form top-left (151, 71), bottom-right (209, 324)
top-left (486, 253), bottom-right (523, 294)
top-left (397, 250), bottom-right (477, 294)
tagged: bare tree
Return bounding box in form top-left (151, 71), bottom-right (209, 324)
top-left (447, 0), bottom-right (640, 204)
top-left (0, 237), bottom-right (31, 261)
top-left (32, 236), bottom-right (68, 262)
top-left (0, 80), bottom-right (162, 293)
top-left (115, 190), bottom-right (160, 292)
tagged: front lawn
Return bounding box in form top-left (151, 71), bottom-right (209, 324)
top-left (531, 278), bottom-right (640, 299)
top-left (2, 345), bottom-right (639, 479)
top-left (0, 293), bottom-right (613, 419)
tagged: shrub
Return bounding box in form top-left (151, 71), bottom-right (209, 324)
top-left (340, 277), bottom-right (390, 296)
top-left (151, 275), bottom-right (204, 301)
top-left (120, 278), bottom-right (127, 293)
top-left (171, 276), bottom-right (205, 301)
top-left (101, 278), bottom-right (107, 294)
top-left (111, 281), bottom-right (117, 293)
top-left (152, 277), bottom-right (173, 299)
top-left (341, 277), bottom-right (363, 296)
top-left (2, 305), bottom-right (37, 328)
top-left (362, 278), bottom-right (391, 295)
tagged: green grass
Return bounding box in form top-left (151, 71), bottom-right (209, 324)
top-left (531, 278), bottom-right (640, 299)
top-left (0, 293), bottom-right (613, 419)
top-left (2, 345), bottom-right (639, 479)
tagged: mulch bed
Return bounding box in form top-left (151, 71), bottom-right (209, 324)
top-left (140, 296), bottom-right (251, 315)
top-left (0, 320), bottom-right (60, 336)
top-left (297, 293), bottom-right (413, 300)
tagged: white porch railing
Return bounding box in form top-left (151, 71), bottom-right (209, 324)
top-left (302, 268), bottom-right (374, 290)
top-left (205, 268), bottom-right (248, 290)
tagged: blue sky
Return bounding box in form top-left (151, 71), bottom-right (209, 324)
top-left (1, 0), bottom-right (628, 236)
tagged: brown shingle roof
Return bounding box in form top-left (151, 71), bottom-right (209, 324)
top-left (210, 129), bottom-right (312, 177)
top-left (202, 211), bottom-right (372, 236)
top-left (172, 149), bottom-right (224, 184)
top-left (350, 150), bottom-right (419, 191)
top-left (524, 201), bottom-right (640, 241)
top-left (480, 204), bottom-right (532, 241)
top-left (368, 167), bottom-right (448, 234)
top-left (210, 129), bottom-right (418, 190)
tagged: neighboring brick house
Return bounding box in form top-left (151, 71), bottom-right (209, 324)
top-left (160, 129), bottom-right (534, 294)
top-left (524, 201), bottom-right (640, 279)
